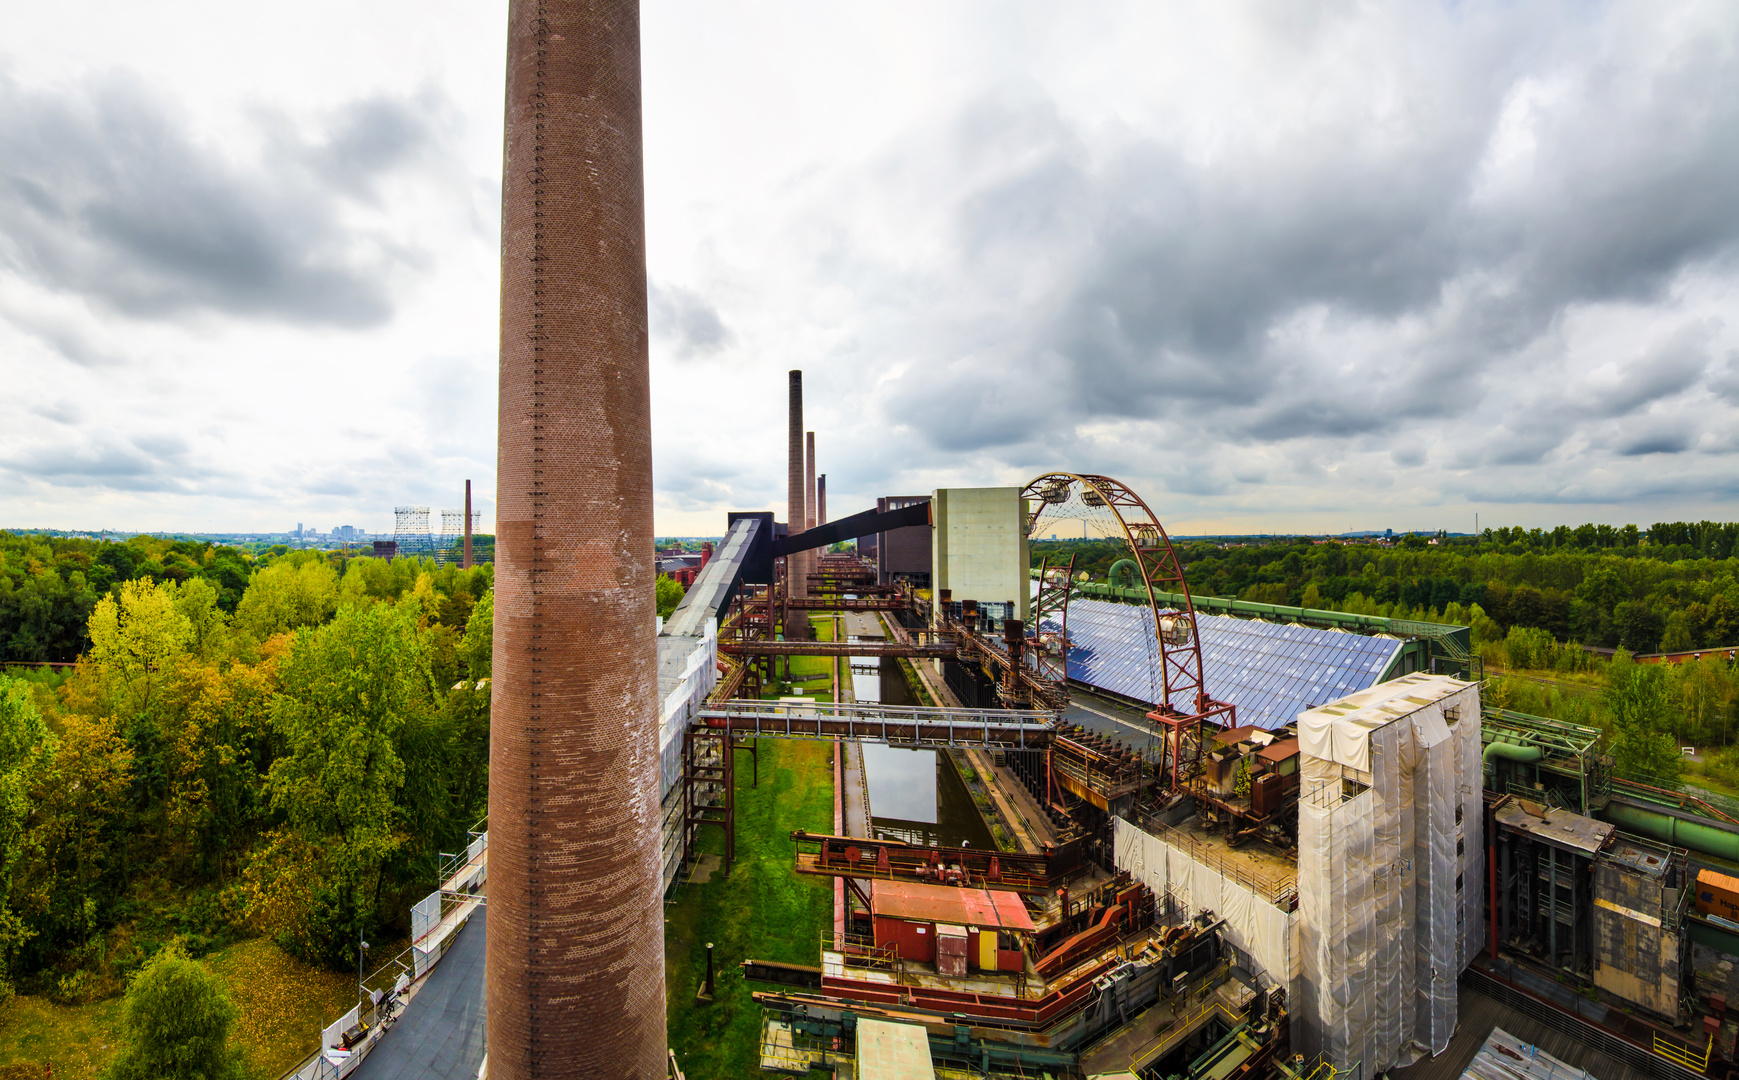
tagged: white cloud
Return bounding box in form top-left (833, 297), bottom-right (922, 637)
top-left (3, 0), bottom-right (1739, 537)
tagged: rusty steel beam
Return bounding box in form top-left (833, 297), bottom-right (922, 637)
top-left (490, 0), bottom-right (666, 1076)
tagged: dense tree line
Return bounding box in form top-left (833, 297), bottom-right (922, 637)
top-left (0, 551), bottom-right (492, 1005)
top-left (1033, 523), bottom-right (1739, 788)
top-left (1034, 518), bottom-right (1739, 653)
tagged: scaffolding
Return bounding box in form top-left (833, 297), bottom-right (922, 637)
top-left (1297, 674), bottom-right (1483, 1074)
top-left (439, 509), bottom-right (482, 563)
top-left (394, 506), bottom-right (434, 559)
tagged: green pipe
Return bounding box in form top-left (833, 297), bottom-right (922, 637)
top-left (1483, 740), bottom-right (1542, 787)
top-left (1108, 559), bottom-right (1138, 588)
top-left (1484, 741), bottom-right (1544, 765)
top-left (1602, 798), bottom-right (1739, 863)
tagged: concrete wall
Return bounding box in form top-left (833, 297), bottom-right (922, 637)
top-left (931, 487), bottom-right (1030, 623)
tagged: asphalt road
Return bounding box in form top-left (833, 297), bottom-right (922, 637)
top-left (352, 909), bottom-right (487, 1080)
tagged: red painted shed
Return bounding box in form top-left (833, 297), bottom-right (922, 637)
top-left (870, 882), bottom-right (1036, 971)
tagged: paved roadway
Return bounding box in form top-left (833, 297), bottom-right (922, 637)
top-left (352, 909), bottom-right (487, 1080)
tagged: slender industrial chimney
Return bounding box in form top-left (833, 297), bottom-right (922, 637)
top-left (490, 0), bottom-right (666, 1076)
top-left (463, 479), bottom-right (473, 570)
top-left (817, 474), bottom-right (826, 527)
top-left (787, 370), bottom-right (806, 603)
top-left (805, 432), bottom-right (816, 535)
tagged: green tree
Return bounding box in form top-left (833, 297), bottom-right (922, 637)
top-left (234, 556), bottom-right (339, 641)
top-left (104, 942), bottom-right (245, 1080)
top-left (1604, 654), bottom-right (1685, 784)
top-left (0, 678), bottom-right (51, 989)
top-left (656, 574), bottom-right (686, 619)
top-left (174, 577), bottom-right (230, 661)
top-left (85, 578), bottom-right (193, 717)
top-left (266, 602), bottom-right (429, 964)
top-left (1503, 625), bottom-right (1558, 670)
top-left (460, 588), bottom-right (493, 681)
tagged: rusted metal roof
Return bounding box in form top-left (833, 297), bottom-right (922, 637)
top-left (1213, 726), bottom-right (1263, 745)
top-left (1494, 800), bottom-right (1614, 855)
top-left (871, 881), bottom-right (1036, 932)
top-left (1256, 737), bottom-right (1299, 763)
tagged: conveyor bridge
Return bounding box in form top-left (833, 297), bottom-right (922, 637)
top-left (696, 699), bottom-right (1057, 749)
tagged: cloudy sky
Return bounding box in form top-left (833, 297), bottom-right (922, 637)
top-left (3, 1), bottom-right (1738, 537)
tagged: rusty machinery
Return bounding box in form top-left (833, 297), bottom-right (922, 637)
top-left (1023, 473), bottom-right (1238, 796)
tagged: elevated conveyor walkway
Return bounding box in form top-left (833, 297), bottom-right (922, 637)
top-left (697, 699), bottom-right (1056, 749)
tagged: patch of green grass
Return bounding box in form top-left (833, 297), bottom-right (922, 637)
top-left (666, 738), bottom-right (835, 1078)
top-left (767, 615), bottom-right (838, 702)
top-left (208, 937), bottom-right (358, 1078)
top-left (0, 937), bottom-right (356, 1080)
top-left (0, 992), bottom-right (124, 1080)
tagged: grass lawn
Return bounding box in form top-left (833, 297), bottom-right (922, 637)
top-left (768, 614), bottom-right (838, 702)
top-left (665, 736), bottom-right (835, 1079)
top-left (0, 993), bottom-right (124, 1080)
top-left (0, 938), bottom-right (357, 1080)
top-left (208, 938), bottom-right (359, 1078)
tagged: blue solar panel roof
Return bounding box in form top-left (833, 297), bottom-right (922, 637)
top-left (1046, 597), bottom-right (1403, 731)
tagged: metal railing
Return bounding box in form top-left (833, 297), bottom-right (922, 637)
top-left (1653, 1033), bottom-right (1712, 1073)
top-left (1128, 811), bottom-right (1298, 907)
top-left (279, 833), bottom-right (488, 1080)
top-left (825, 931), bottom-right (898, 971)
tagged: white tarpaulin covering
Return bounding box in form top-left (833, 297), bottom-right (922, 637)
top-left (411, 891), bottom-right (441, 945)
top-left (321, 1005), bottom-right (360, 1066)
top-left (1297, 674), bottom-right (1482, 1075)
top-left (1114, 817), bottom-right (1299, 1005)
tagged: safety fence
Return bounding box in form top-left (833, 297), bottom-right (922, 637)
top-left (278, 828), bottom-right (488, 1080)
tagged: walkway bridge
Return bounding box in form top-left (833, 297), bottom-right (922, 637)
top-left (696, 699), bottom-right (1058, 749)
top-left (683, 699), bottom-right (1059, 871)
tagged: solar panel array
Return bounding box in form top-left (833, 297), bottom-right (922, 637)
top-left (1047, 597), bottom-right (1403, 731)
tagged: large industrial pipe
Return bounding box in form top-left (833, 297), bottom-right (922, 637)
top-left (1603, 798), bottom-right (1739, 863)
top-left (491, 1), bottom-right (667, 1076)
top-left (1483, 739), bottom-right (1543, 788)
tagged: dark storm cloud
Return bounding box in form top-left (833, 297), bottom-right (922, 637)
top-left (1618, 431), bottom-right (1694, 456)
top-left (297, 94), bottom-right (448, 202)
top-left (870, 15), bottom-right (1739, 482)
top-left (650, 282), bottom-right (732, 357)
top-left (1711, 351), bottom-right (1739, 405)
top-left (0, 70), bottom-right (449, 331)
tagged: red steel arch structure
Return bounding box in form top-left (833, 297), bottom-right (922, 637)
top-left (1022, 473), bottom-right (1237, 791)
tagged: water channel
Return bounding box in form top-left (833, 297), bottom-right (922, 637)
top-left (847, 632), bottom-right (994, 849)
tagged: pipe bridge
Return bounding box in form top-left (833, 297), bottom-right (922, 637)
top-left (696, 699), bottom-right (1058, 749)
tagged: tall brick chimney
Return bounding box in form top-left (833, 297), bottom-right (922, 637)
top-left (805, 431), bottom-right (817, 536)
top-left (817, 474), bottom-right (826, 527)
top-left (490, 1), bottom-right (666, 1076)
top-left (787, 370), bottom-right (806, 602)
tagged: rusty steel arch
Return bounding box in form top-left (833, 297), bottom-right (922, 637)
top-left (1023, 473), bottom-right (1236, 789)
